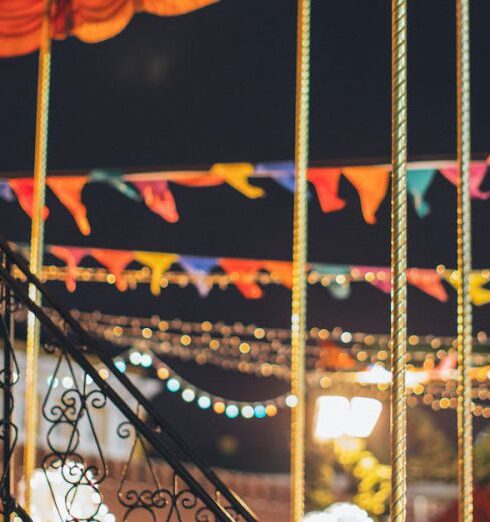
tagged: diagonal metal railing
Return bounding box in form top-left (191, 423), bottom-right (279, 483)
top-left (0, 236), bottom-right (257, 521)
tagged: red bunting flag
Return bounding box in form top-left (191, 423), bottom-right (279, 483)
top-left (90, 249), bottom-right (135, 291)
top-left (49, 246), bottom-right (89, 292)
top-left (307, 168), bottom-right (345, 213)
top-left (133, 180), bottom-right (179, 223)
top-left (218, 259), bottom-right (264, 299)
top-left (407, 268), bottom-right (448, 302)
top-left (8, 178), bottom-right (49, 220)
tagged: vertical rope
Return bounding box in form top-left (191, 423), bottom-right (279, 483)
top-left (391, 0), bottom-right (408, 520)
top-left (290, 0), bottom-right (311, 520)
top-left (24, 0), bottom-right (52, 510)
top-left (456, 0), bottom-right (473, 520)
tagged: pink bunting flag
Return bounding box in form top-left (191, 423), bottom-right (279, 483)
top-left (218, 259), bottom-right (264, 299)
top-left (9, 178), bottom-right (49, 220)
top-left (439, 163), bottom-right (490, 199)
top-left (133, 180), bottom-right (179, 223)
top-left (90, 249), bottom-right (135, 291)
top-left (407, 268), bottom-right (448, 302)
top-left (307, 168), bottom-right (346, 213)
top-left (354, 266), bottom-right (391, 293)
top-left (49, 246), bottom-right (89, 292)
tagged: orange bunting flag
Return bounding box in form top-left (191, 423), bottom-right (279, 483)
top-left (0, 0), bottom-right (217, 57)
top-left (134, 251), bottom-right (178, 296)
top-left (262, 261), bottom-right (293, 289)
top-left (210, 163), bottom-right (265, 199)
top-left (49, 246), bottom-right (89, 292)
top-left (90, 249), bottom-right (135, 291)
top-left (342, 166), bottom-right (390, 224)
top-left (317, 341), bottom-right (356, 370)
top-left (307, 168), bottom-right (345, 213)
top-left (445, 272), bottom-right (490, 306)
top-left (407, 269), bottom-right (448, 302)
top-left (8, 178), bottom-right (49, 220)
top-left (173, 172), bottom-right (224, 187)
top-left (133, 180), bottom-right (179, 223)
top-left (47, 177), bottom-right (91, 235)
top-left (218, 259), bottom-right (264, 299)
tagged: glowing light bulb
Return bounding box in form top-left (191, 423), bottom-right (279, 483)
top-left (225, 404), bottom-right (239, 418)
top-left (182, 388), bottom-right (195, 402)
top-left (166, 378), bottom-right (180, 392)
top-left (198, 396), bottom-right (211, 409)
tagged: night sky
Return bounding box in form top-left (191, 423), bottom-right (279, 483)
top-left (0, 0), bottom-right (489, 473)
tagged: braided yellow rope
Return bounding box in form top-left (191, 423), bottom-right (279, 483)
top-left (456, 0), bottom-right (473, 520)
top-left (24, 0), bottom-right (52, 510)
top-left (290, 0), bottom-right (311, 520)
top-left (391, 0), bottom-right (407, 520)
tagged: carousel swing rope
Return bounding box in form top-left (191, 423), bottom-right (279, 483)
top-left (290, 0), bottom-right (311, 520)
top-left (24, 0), bottom-right (52, 511)
top-left (456, 0), bottom-right (473, 520)
top-left (391, 0), bottom-right (408, 520)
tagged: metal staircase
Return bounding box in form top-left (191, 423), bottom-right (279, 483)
top-left (0, 236), bottom-right (258, 521)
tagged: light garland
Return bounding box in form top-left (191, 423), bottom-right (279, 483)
top-left (12, 309), bottom-right (490, 420)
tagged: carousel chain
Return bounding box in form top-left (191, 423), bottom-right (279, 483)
top-left (456, 0), bottom-right (473, 520)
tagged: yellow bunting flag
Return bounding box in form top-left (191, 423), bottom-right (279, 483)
top-left (134, 251), bottom-right (178, 296)
top-left (210, 163), bottom-right (265, 199)
top-left (445, 272), bottom-right (490, 306)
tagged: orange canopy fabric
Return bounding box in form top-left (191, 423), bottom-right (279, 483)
top-left (0, 0), bottom-right (217, 57)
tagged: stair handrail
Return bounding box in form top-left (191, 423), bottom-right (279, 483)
top-left (0, 237), bottom-right (257, 521)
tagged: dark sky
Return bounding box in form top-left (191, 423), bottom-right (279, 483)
top-left (0, 0), bottom-right (489, 473)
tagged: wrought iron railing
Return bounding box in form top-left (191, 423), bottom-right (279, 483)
top-left (0, 236), bottom-right (258, 521)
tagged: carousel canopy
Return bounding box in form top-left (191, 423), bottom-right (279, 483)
top-left (0, 0), bottom-right (216, 57)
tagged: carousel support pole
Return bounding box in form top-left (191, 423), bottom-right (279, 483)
top-left (290, 0), bottom-right (311, 520)
top-left (391, 0), bottom-right (408, 520)
top-left (23, 0), bottom-right (52, 511)
top-left (456, 0), bottom-right (473, 520)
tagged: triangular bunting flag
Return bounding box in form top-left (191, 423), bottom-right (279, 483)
top-left (307, 168), bottom-right (345, 213)
top-left (262, 261), bottom-right (293, 289)
top-left (0, 181), bottom-right (14, 201)
top-left (49, 246), bottom-right (89, 292)
top-left (210, 163), bottom-right (265, 199)
top-left (439, 164), bottom-right (490, 199)
top-left (9, 178), bottom-right (49, 220)
top-left (47, 177), bottom-right (91, 235)
top-left (354, 266), bottom-right (391, 293)
top-left (173, 172), bottom-right (223, 187)
top-left (255, 162), bottom-right (296, 193)
top-left (179, 255), bottom-right (217, 297)
top-left (407, 268), bottom-right (448, 302)
top-left (218, 259), bottom-right (264, 299)
top-left (342, 166), bottom-right (390, 224)
top-left (407, 169), bottom-right (437, 217)
top-left (90, 169), bottom-right (141, 200)
top-left (90, 249), bottom-right (135, 291)
top-left (132, 180), bottom-right (179, 223)
top-left (445, 272), bottom-right (490, 306)
top-left (134, 251), bottom-right (178, 296)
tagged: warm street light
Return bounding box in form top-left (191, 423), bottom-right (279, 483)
top-left (313, 396), bottom-right (382, 441)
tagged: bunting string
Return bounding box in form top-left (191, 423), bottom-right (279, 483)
top-left (2, 157), bottom-right (490, 234)
top-left (12, 243), bottom-right (490, 306)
